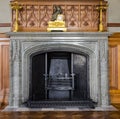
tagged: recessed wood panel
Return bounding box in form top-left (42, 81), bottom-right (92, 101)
top-left (0, 34), bottom-right (10, 105)
top-left (109, 32), bottom-right (120, 103)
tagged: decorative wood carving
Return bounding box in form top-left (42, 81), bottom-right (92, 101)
top-left (109, 33), bottom-right (120, 103)
top-left (11, 0), bottom-right (107, 32)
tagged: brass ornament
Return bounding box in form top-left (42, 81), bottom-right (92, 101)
top-left (96, 0), bottom-right (108, 32)
top-left (10, 1), bottom-right (22, 32)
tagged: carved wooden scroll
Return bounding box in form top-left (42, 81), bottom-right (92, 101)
top-left (11, 0), bottom-right (108, 32)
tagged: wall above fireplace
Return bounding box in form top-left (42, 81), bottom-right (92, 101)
top-left (6, 32), bottom-right (110, 109)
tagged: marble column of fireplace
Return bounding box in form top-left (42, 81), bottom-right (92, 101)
top-left (7, 32), bottom-right (110, 109)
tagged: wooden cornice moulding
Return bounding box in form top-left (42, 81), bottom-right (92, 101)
top-left (107, 23), bottom-right (120, 27)
top-left (12, 0), bottom-right (105, 2)
top-left (10, 0), bottom-right (107, 6)
top-left (0, 23), bottom-right (11, 27)
top-left (0, 33), bottom-right (10, 38)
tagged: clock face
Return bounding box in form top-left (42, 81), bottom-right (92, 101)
top-left (57, 14), bottom-right (64, 21)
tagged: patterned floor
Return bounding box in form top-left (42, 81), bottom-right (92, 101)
top-left (0, 104), bottom-right (120, 119)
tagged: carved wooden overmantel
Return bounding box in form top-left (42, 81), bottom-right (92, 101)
top-left (10, 0), bottom-right (108, 32)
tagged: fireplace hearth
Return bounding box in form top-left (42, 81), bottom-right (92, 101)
top-left (6, 32), bottom-right (110, 110)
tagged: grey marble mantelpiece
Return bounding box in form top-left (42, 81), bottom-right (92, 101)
top-left (6, 32), bottom-right (110, 110)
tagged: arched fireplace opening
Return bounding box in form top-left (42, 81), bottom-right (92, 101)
top-left (26, 51), bottom-right (95, 108)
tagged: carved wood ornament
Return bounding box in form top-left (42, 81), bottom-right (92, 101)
top-left (11, 0), bottom-right (108, 32)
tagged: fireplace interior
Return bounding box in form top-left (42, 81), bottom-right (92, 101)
top-left (26, 51), bottom-right (95, 108)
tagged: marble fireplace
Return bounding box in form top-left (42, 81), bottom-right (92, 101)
top-left (6, 32), bottom-right (110, 110)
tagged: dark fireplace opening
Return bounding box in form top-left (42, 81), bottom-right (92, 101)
top-left (26, 51), bottom-right (95, 108)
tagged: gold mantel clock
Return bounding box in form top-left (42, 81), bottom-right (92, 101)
top-left (47, 5), bottom-right (67, 32)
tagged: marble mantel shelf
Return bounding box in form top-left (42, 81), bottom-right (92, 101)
top-left (7, 32), bottom-right (110, 37)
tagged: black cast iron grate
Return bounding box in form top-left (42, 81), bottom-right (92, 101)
top-left (25, 100), bottom-right (96, 109)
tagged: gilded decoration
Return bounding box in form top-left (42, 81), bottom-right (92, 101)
top-left (96, 0), bottom-right (108, 32)
top-left (47, 5), bottom-right (67, 32)
top-left (10, 0), bottom-right (108, 32)
top-left (10, 1), bottom-right (22, 32)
